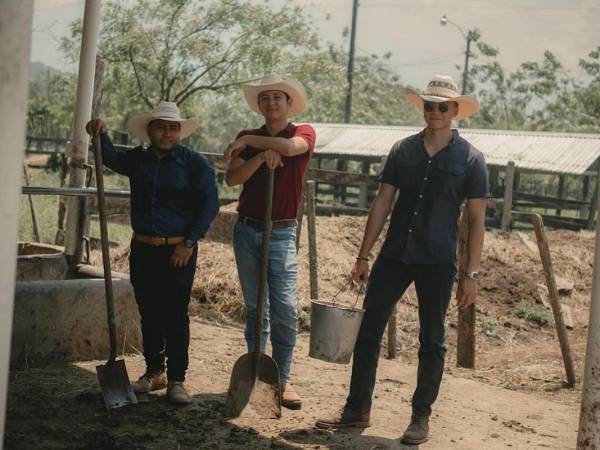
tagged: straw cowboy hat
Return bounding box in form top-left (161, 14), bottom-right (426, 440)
top-left (127, 101), bottom-right (198, 143)
top-left (242, 74), bottom-right (308, 118)
top-left (405, 75), bottom-right (479, 120)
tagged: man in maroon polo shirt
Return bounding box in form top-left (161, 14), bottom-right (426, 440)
top-left (224, 74), bottom-right (315, 410)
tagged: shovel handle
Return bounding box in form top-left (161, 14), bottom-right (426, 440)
top-left (252, 168), bottom-right (275, 375)
top-left (93, 134), bottom-right (117, 363)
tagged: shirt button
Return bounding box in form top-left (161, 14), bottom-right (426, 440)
top-left (428, 160), bottom-right (432, 164)
top-left (424, 177), bottom-right (428, 181)
top-left (414, 211), bottom-right (418, 215)
top-left (419, 194), bottom-right (423, 198)
top-left (408, 229), bottom-right (413, 233)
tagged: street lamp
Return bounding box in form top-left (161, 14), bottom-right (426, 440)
top-left (440, 15), bottom-right (477, 95)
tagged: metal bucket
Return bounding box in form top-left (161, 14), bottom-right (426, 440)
top-left (309, 300), bottom-right (365, 364)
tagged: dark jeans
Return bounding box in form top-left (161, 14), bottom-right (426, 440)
top-left (346, 255), bottom-right (456, 417)
top-left (129, 240), bottom-right (198, 382)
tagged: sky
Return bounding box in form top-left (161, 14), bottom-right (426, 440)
top-left (31, 0), bottom-right (600, 88)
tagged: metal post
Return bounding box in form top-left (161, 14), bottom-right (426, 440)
top-left (0, 0), bottom-right (34, 440)
top-left (307, 181), bottom-right (318, 300)
top-left (344, 0), bottom-right (359, 124)
top-left (64, 0), bottom-right (102, 257)
top-left (577, 192), bottom-right (600, 448)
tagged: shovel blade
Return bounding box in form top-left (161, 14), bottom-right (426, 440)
top-left (225, 353), bottom-right (281, 419)
top-left (96, 359), bottom-right (138, 410)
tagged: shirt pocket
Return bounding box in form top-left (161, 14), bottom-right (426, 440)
top-left (434, 159), bottom-right (466, 195)
top-left (395, 158), bottom-right (422, 188)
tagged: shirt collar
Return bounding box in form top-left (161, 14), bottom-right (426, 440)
top-left (148, 144), bottom-right (181, 160)
top-left (258, 122), bottom-right (295, 137)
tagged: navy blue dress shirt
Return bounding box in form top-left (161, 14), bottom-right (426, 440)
top-left (379, 130), bottom-right (489, 264)
top-left (99, 133), bottom-right (219, 243)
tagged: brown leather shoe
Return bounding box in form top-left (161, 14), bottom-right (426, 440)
top-left (315, 406), bottom-right (371, 429)
top-left (131, 371), bottom-right (167, 393)
top-left (167, 382), bottom-right (192, 404)
top-left (401, 414), bottom-right (429, 445)
top-left (281, 383), bottom-right (302, 410)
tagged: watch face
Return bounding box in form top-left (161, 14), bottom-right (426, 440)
top-left (184, 240), bottom-right (194, 248)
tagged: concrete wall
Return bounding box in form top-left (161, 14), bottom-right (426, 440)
top-left (16, 242), bottom-right (68, 281)
top-left (11, 278), bottom-right (141, 366)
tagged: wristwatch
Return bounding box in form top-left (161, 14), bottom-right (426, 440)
top-left (462, 271), bottom-right (479, 280)
top-left (184, 239), bottom-right (196, 249)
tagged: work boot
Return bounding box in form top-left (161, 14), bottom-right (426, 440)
top-left (281, 383), bottom-right (302, 410)
top-left (131, 371), bottom-right (167, 393)
top-left (401, 414), bottom-right (430, 445)
top-left (315, 406), bottom-right (371, 429)
top-left (167, 381), bottom-right (192, 404)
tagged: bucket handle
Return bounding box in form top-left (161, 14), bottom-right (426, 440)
top-left (330, 279), bottom-right (365, 310)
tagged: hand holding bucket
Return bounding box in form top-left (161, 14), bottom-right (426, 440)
top-left (309, 281), bottom-right (365, 364)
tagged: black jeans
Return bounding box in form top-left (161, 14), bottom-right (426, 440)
top-left (346, 255), bottom-right (456, 417)
top-left (129, 240), bottom-right (198, 382)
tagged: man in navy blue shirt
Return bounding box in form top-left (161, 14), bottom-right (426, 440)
top-left (316, 76), bottom-right (488, 445)
top-left (86, 101), bottom-right (219, 404)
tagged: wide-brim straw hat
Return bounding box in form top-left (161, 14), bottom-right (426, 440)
top-left (405, 75), bottom-right (479, 120)
top-left (242, 74), bottom-right (307, 118)
top-left (127, 101), bottom-right (198, 143)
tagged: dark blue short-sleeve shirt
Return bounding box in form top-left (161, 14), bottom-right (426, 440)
top-left (379, 129), bottom-right (489, 264)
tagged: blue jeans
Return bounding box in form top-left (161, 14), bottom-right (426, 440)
top-left (232, 221), bottom-right (298, 383)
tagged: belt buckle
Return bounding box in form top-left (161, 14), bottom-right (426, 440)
top-left (162, 237), bottom-right (168, 245)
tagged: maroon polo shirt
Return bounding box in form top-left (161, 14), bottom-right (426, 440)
top-left (236, 122), bottom-right (316, 221)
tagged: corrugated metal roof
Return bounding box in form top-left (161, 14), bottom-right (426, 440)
top-left (312, 123), bottom-right (600, 175)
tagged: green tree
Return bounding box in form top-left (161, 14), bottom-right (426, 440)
top-left (61, 0), bottom-right (320, 134)
top-left (27, 68), bottom-right (76, 138)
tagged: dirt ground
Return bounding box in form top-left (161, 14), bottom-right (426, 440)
top-left (6, 213), bottom-right (591, 449)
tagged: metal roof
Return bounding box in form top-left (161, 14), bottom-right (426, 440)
top-left (312, 123), bottom-right (600, 175)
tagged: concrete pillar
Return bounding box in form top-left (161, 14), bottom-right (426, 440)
top-left (64, 0), bottom-right (102, 256)
top-left (577, 190), bottom-right (600, 448)
top-left (0, 0), bottom-right (34, 441)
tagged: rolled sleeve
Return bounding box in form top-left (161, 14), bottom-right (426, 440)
top-left (378, 144), bottom-right (401, 187)
top-left (99, 133), bottom-right (132, 176)
top-left (186, 152), bottom-right (219, 243)
top-left (294, 124), bottom-right (316, 155)
top-left (466, 152), bottom-right (490, 199)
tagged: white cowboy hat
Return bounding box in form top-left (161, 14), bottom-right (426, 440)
top-left (127, 101), bottom-right (198, 143)
top-left (405, 75), bottom-right (479, 120)
top-left (242, 74), bottom-right (308, 118)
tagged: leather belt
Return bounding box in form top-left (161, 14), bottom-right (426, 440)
top-left (238, 214), bottom-right (297, 230)
top-left (133, 234), bottom-right (185, 246)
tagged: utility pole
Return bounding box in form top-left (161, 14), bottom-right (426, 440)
top-left (344, 0), bottom-right (359, 123)
top-left (440, 15), bottom-right (476, 95)
top-left (461, 34), bottom-right (472, 95)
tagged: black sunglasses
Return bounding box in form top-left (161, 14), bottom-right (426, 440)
top-left (424, 101), bottom-right (449, 113)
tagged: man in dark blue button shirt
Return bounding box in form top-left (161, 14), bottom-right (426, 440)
top-left (86, 101), bottom-right (219, 404)
top-left (316, 76), bottom-right (488, 445)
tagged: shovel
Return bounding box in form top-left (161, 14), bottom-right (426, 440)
top-left (225, 168), bottom-right (281, 418)
top-left (92, 133), bottom-right (137, 410)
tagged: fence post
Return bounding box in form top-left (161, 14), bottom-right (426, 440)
top-left (457, 209), bottom-right (475, 368)
top-left (501, 160), bottom-right (515, 232)
top-left (23, 164), bottom-right (41, 243)
top-left (531, 214), bottom-right (576, 386)
top-left (587, 166), bottom-right (600, 230)
top-left (307, 181), bottom-right (318, 300)
top-left (295, 181), bottom-right (306, 252)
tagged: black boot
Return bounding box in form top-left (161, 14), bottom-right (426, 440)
top-left (401, 414), bottom-right (429, 445)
